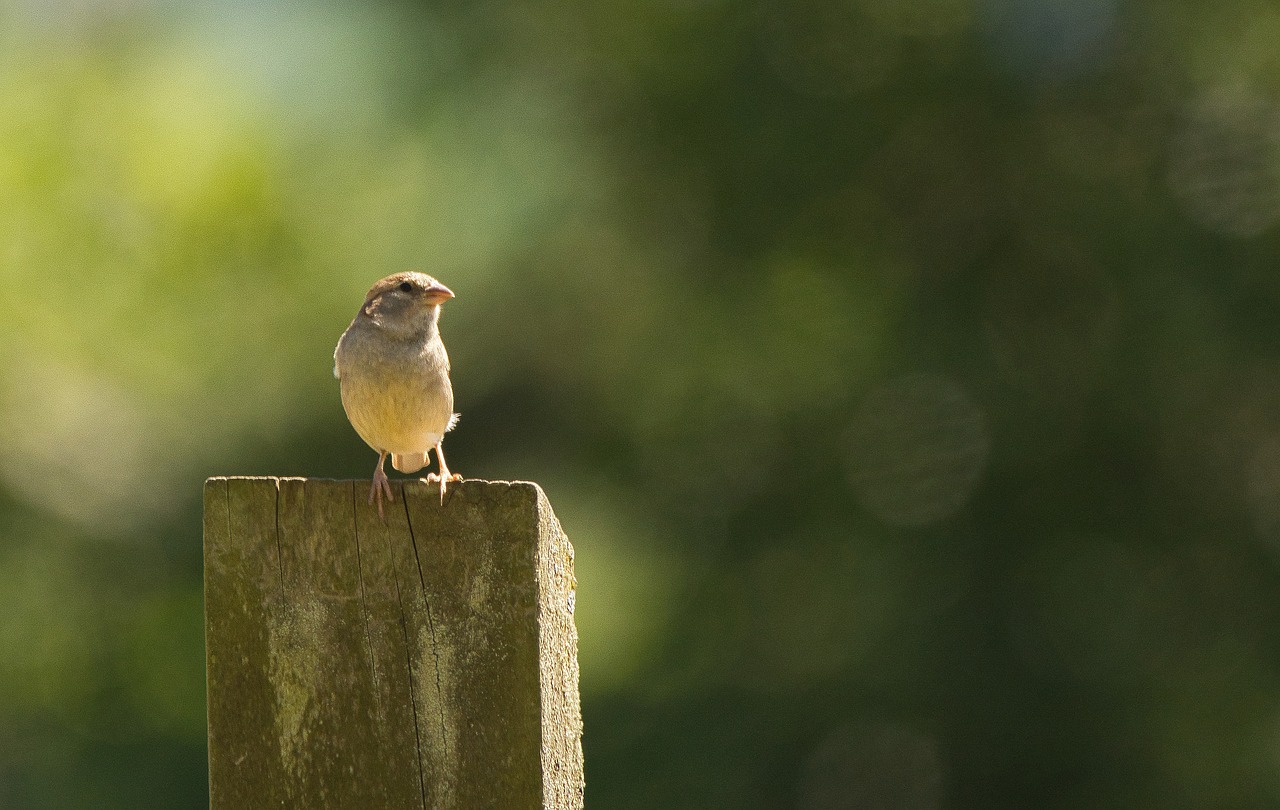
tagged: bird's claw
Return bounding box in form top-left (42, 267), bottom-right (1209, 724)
top-left (369, 464), bottom-right (394, 519)
top-left (425, 471), bottom-right (463, 504)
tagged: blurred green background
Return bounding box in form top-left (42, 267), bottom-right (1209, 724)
top-left (4, 0), bottom-right (1280, 806)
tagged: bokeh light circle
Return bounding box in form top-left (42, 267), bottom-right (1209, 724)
top-left (1168, 90), bottom-right (1280, 238)
top-left (845, 374), bottom-right (989, 526)
top-left (798, 722), bottom-right (944, 810)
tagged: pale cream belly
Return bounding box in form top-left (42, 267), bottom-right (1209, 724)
top-left (340, 372), bottom-right (452, 455)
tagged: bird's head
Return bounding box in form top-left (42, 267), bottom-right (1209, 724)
top-left (360, 271), bottom-right (454, 336)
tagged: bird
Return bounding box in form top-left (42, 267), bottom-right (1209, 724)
top-left (334, 271), bottom-right (462, 516)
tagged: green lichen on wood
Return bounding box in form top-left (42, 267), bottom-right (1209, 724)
top-left (204, 477), bottom-right (584, 810)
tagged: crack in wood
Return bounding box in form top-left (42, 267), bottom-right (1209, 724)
top-left (387, 487), bottom-right (431, 810)
top-left (403, 490), bottom-right (452, 781)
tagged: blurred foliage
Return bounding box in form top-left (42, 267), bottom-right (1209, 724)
top-left (4, 0), bottom-right (1280, 807)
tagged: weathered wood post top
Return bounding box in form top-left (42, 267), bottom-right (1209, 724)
top-left (203, 477), bottom-right (583, 809)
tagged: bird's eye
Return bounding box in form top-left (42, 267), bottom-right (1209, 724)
top-left (398, 281), bottom-right (414, 293)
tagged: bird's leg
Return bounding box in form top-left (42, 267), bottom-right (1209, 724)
top-left (425, 441), bottom-right (463, 504)
top-left (369, 451), bottom-right (394, 519)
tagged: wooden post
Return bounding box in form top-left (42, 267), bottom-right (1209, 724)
top-left (203, 477), bottom-right (584, 809)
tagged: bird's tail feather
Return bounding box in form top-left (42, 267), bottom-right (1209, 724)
top-left (392, 452), bottom-right (429, 474)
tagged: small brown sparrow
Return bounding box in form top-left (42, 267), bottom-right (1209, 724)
top-left (334, 272), bottom-right (462, 515)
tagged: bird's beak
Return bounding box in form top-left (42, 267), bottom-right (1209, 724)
top-left (423, 283), bottom-right (454, 306)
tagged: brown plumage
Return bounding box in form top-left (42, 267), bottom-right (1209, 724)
top-left (333, 271), bottom-right (462, 515)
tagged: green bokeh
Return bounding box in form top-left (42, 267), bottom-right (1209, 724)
top-left (3, 0), bottom-right (1280, 806)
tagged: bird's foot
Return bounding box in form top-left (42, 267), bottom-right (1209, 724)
top-left (369, 463), bottom-right (394, 519)
top-left (427, 442), bottom-right (462, 504)
top-left (424, 471), bottom-right (463, 504)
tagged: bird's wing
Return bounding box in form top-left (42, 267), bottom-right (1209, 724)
top-left (446, 413), bottom-right (460, 432)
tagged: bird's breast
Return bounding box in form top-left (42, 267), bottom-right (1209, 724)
top-left (336, 334), bottom-right (454, 454)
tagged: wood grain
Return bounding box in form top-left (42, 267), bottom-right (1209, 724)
top-left (204, 477), bottom-right (584, 809)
